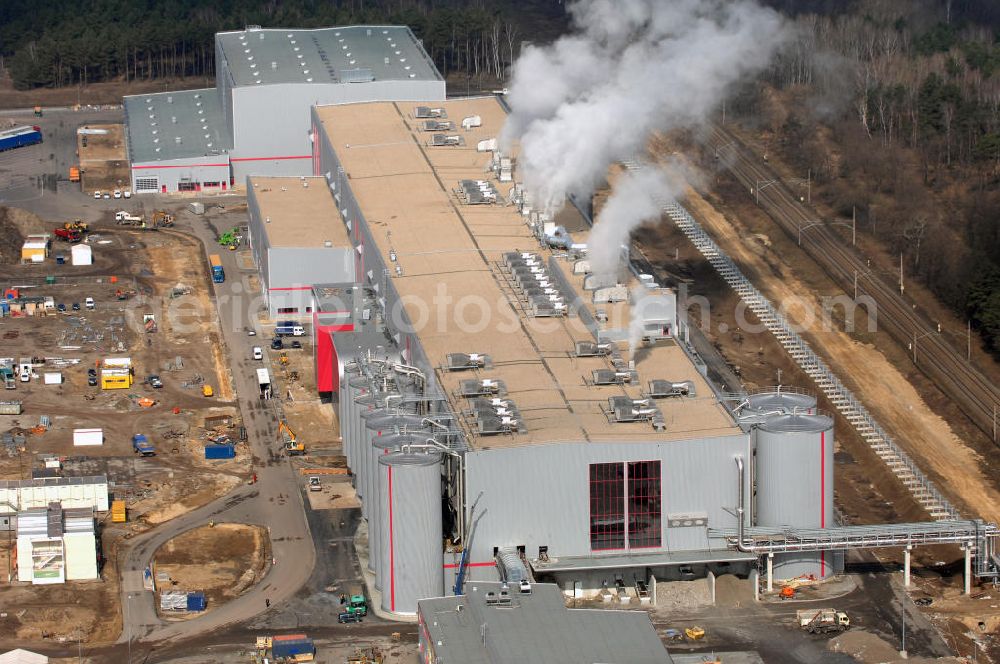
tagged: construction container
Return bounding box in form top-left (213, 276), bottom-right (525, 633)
top-left (271, 636), bottom-right (315, 660)
top-left (0, 401), bottom-right (23, 415)
top-left (111, 499), bottom-right (126, 523)
top-left (188, 202), bottom-right (205, 215)
top-left (204, 444), bottom-right (235, 459)
top-left (186, 591), bottom-right (206, 611)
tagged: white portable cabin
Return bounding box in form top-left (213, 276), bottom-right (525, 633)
top-left (72, 429), bottom-right (103, 447)
top-left (70, 244), bottom-right (92, 266)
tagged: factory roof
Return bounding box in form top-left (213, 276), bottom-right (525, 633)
top-left (316, 97), bottom-right (740, 449)
top-left (217, 25), bottom-right (441, 87)
top-left (418, 582), bottom-right (672, 664)
top-left (123, 89), bottom-right (232, 164)
top-left (248, 176), bottom-right (351, 249)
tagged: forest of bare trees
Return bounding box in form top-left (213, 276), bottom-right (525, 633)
top-left (743, 0), bottom-right (1000, 355)
top-left (0, 0), bottom-right (551, 90)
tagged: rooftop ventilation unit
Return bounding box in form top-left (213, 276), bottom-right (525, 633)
top-left (477, 138), bottom-right (498, 153)
top-left (341, 67), bottom-right (375, 83)
top-left (461, 115), bottom-right (482, 130)
top-left (477, 413), bottom-right (520, 436)
top-left (430, 134), bottom-right (464, 147)
top-left (458, 378), bottom-right (505, 398)
top-left (648, 379), bottom-right (695, 398)
top-left (457, 180), bottom-right (498, 205)
top-left (592, 369), bottom-right (637, 386)
top-left (574, 341), bottom-right (612, 358)
top-left (421, 120), bottom-right (454, 132)
top-left (414, 107), bottom-right (446, 119)
top-left (445, 353), bottom-right (491, 371)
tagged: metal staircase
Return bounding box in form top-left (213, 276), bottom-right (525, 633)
top-left (623, 161), bottom-right (960, 521)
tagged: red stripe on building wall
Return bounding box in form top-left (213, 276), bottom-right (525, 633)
top-left (442, 561), bottom-right (496, 569)
top-left (821, 430), bottom-right (826, 578)
top-left (230, 154), bottom-right (311, 162)
top-left (268, 286), bottom-right (314, 292)
top-left (326, 324), bottom-right (354, 332)
top-left (389, 465), bottom-right (395, 612)
top-left (132, 163), bottom-right (229, 169)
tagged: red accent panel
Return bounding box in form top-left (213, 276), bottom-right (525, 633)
top-left (326, 323), bottom-right (354, 332)
top-left (389, 465), bottom-right (395, 612)
top-left (269, 286), bottom-right (314, 292)
top-left (821, 430), bottom-right (826, 578)
top-left (230, 154), bottom-right (311, 162)
top-left (133, 163), bottom-right (229, 169)
top-left (314, 324), bottom-right (336, 393)
top-left (442, 561), bottom-right (495, 569)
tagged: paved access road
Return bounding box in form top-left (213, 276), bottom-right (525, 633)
top-left (116, 213), bottom-right (316, 647)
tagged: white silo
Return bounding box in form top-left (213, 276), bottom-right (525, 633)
top-left (755, 413), bottom-right (834, 580)
top-left (377, 450), bottom-right (443, 615)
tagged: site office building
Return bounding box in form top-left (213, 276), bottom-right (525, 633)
top-left (311, 98), bottom-right (840, 617)
top-left (124, 25), bottom-right (444, 194)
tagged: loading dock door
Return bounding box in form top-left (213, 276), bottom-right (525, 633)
top-left (134, 175), bottom-right (159, 193)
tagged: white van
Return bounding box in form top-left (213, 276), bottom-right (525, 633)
top-left (252, 346), bottom-right (263, 361)
top-left (85, 297), bottom-right (95, 310)
top-left (19, 365), bottom-right (31, 382)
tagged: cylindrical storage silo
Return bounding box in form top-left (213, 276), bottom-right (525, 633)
top-left (378, 451), bottom-right (443, 615)
top-left (755, 413), bottom-right (834, 580)
top-left (370, 433), bottom-right (418, 590)
top-left (745, 389), bottom-right (816, 416)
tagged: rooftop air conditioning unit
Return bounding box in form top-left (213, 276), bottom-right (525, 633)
top-left (648, 379), bottom-right (695, 398)
top-left (445, 353), bottom-right (491, 371)
top-left (574, 341), bottom-right (611, 358)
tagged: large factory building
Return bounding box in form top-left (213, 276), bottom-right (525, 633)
top-left (302, 96), bottom-right (843, 618)
top-left (124, 25), bottom-right (444, 193)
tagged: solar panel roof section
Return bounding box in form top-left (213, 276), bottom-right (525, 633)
top-left (123, 89), bottom-right (232, 163)
top-left (216, 26), bottom-right (441, 87)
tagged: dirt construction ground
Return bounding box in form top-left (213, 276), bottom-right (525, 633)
top-left (77, 124), bottom-right (129, 194)
top-left (0, 206), bottom-right (250, 645)
top-left (153, 523), bottom-right (268, 617)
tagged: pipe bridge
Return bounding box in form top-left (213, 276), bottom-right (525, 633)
top-left (709, 520), bottom-right (1000, 595)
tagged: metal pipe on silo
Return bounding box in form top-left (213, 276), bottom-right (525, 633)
top-left (378, 450), bottom-right (443, 615)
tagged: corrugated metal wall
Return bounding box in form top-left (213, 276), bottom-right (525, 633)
top-left (230, 79), bottom-right (444, 180)
top-left (463, 435), bottom-right (749, 568)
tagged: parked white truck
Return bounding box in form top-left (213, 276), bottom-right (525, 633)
top-left (797, 608), bottom-right (850, 634)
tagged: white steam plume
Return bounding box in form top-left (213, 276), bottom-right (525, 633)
top-left (587, 165), bottom-right (684, 280)
top-left (502, 0), bottom-right (788, 214)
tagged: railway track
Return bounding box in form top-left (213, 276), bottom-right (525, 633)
top-left (707, 124), bottom-right (1000, 442)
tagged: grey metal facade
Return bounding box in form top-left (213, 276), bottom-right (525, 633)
top-left (462, 435), bottom-right (750, 577)
top-left (130, 154), bottom-right (231, 195)
top-left (245, 181), bottom-right (354, 318)
top-left (378, 451), bottom-right (443, 615)
top-left (755, 414), bottom-right (834, 579)
top-left (229, 79), bottom-right (444, 180)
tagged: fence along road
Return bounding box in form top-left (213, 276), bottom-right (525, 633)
top-left (707, 124), bottom-right (1000, 445)
top-left (622, 160), bottom-right (960, 521)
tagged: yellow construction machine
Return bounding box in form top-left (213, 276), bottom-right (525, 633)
top-left (279, 420), bottom-right (305, 455)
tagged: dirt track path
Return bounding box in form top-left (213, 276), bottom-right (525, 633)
top-left (681, 188), bottom-right (1000, 524)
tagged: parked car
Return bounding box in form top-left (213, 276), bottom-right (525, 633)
top-left (87, 375), bottom-right (98, 387)
top-left (270, 337), bottom-right (283, 350)
top-left (308, 476), bottom-right (321, 492)
top-left (291, 340), bottom-right (302, 349)
top-left (245, 327), bottom-right (256, 336)
top-left (84, 297), bottom-right (95, 309)
top-left (123, 190), bottom-right (132, 199)
top-left (148, 375), bottom-right (163, 388)
top-left (102, 192), bottom-right (111, 199)
top-left (113, 190), bottom-right (122, 199)
top-left (71, 302), bottom-right (80, 311)
top-left (56, 303), bottom-right (66, 312)
top-left (252, 346), bottom-right (263, 361)
top-left (93, 190), bottom-right (101, 199)
top-left (87, 368), bottom-right (97, 378)
top-left (338, 611), bottom-right (362, 624)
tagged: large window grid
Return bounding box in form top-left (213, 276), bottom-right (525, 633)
top-left (589, 460), bottom-right (662, 551)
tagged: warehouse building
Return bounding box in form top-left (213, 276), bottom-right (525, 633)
top-left (16, 503), bottom-right (98, 584)
top-left (417, 581), bottom-right (672, 664)
top-left (246, 176), bottom-right (353, 318)
top-left (0, 476), bottom-right (109, 514)
top-left (309, 96), bottom-right (839, 617)
top-left (124, 25), bottom-right (444, 193)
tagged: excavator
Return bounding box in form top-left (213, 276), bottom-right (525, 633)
top-left (152, 210), bottom-right (174, 228)
top-left (278, 420), bottom-right (305, 455)
top-left (63, 220), bottom-right (89, 233)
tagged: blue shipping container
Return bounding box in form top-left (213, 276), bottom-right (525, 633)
top-left (272, 639), bottom-right (315, 658)
top-left (204, 444), bottom-right (235, 459)
top-left (186, 592), bottom-right (206, 611)
top-left (0, 126), bottom-right (42, 152)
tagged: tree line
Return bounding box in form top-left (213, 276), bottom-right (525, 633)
top-left (0, 0), bottom-right (548, 90)
top-left (745, 0), bottom-right (1000, 356)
